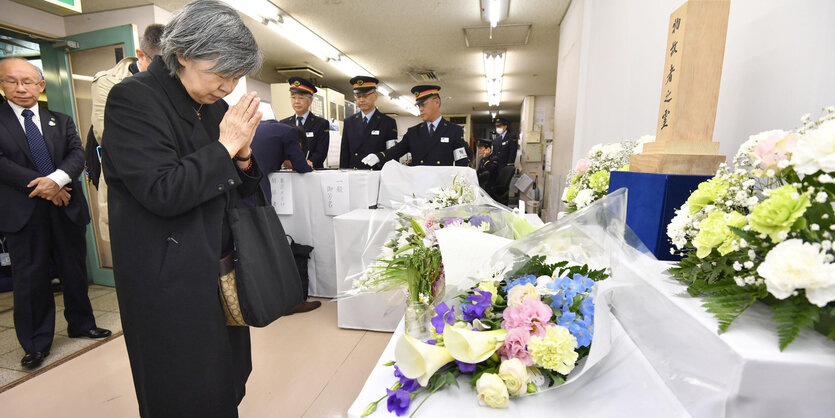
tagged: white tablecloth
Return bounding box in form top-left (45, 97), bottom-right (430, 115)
top-left (334, 212), bottom-right (546, 331)
top-left (348, 317), bottom-right (689, 417)
top-left (609, 252), bottom-right (835, 418)
top-left (270, 170), bottom-right (380, 297)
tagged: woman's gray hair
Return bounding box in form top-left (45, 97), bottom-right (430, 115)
top-left (161, 0), bottom-right (264, 77)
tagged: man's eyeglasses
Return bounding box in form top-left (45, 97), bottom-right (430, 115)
top-left (1, 80), bottom-right (41, 88)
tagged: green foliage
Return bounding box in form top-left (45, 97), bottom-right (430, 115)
top-left (771, 296), bottom-right (820, 351)
top-left (701, 283), bottom-right (768, 332)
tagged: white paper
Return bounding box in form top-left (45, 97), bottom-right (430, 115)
top-left (320, 172), bottom-right (350, 216)
top-left (270, 173), bottom-right (294, 215)
top-left (514, 173), bottom-right (534, 192)
top-left (545, 143), bottom-right (553, 172)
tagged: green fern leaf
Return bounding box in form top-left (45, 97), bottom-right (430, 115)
top-left (771, 296), bottom-right (820, 351)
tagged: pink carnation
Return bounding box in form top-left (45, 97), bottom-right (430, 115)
top-left (498, 327), bottom-right (534, 366)
top-left (501, 298), bottom-right (553, 334)
top-left (752, 131), bottom-right (798, 170)
top-left (575, 158), bottom-right (591, 173)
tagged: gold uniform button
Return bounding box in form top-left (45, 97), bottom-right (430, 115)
top-left (420, 160), bottom-right (424, 164)
top-left (354, 153), bottom-right (358, 156)
top-left (436, 161), bottom-right (440, 164)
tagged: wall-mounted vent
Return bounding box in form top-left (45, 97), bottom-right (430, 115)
top-left (408, 70), bottom-right (440, 82)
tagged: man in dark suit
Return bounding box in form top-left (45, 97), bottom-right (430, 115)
top-left (343, 76), bottom-right (398, 170)
top-left (0, 58), bottom-right (110, 369)
top-left (278, 77), bottom-right (330, 169)
top-left (492, 117), bottom-right (518, 168)
top-left (366, 85), bottom-right (471, 167)
top-left (251, 120), bottom-right (312, 200)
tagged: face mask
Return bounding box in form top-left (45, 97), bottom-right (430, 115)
top-left (496, 127), bottom-right (505, 135)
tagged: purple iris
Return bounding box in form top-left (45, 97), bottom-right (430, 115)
top-left (386, 388), bottom-right (412, 416)
top-left (462, 289), bottom-right (492, 321)
top-left (431, 302), bottom-right (455, 334)
top-left (468, 215), bottom-right (493, 228)
top-left (455, 360), bottom-right (477, 373)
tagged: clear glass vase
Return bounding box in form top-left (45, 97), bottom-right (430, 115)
top-left (404, 301), bottom-right (434, 342)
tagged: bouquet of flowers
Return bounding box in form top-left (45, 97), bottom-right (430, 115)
top-left (359, 190), bottom-right (638, 416)
top-left (667, 107), bottom-right (835, 350)
top-left (562, 136), bottom-right (653, 213)
top-left (361, 256), bottom-right (609, 416)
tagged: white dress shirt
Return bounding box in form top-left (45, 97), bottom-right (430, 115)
top-left (427, 115), bottom-right (442, 133)
top-left (7, 101), bottom-right (71, 188)
top-left (294, 110), bottom-right (311, 126)
top-left (361, 108), bottom-right (376, 121)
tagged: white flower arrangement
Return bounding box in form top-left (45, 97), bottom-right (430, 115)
top-left (562, 136), bottom-right (653, 213)
top-left (668, 106), bottom-right (835, 350)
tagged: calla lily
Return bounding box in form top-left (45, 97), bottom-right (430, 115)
top-left (394, 334), bottom-right (454, 386)
top-left (444, 323), bottom-right (508, 364)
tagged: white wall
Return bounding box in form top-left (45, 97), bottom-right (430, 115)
top-left (546, 0), bottom-right (586, 219)
top-left (0, 0), bottom-right (66, 37)
top-left (569, 0), bottom-right (835, 164)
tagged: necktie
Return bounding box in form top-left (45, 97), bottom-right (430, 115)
top-left (297, 116), bottom-right (303, 126)
top-left (428, 123), bottom-right (435, 136)
top-left (362, 116), bottom-right (368, 129)
top-left (21, 109), bottom-right (55, 175)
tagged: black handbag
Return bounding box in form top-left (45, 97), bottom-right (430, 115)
top-left (223, 189), bottom-right (304, 327)
top-left (286, 235), bottom-right (313, 300)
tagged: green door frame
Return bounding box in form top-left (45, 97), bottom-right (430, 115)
top-left (37, 24), bottom-right (138, 286)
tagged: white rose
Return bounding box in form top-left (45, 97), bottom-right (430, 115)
top-left (757, 239), bottom-right (835, 307)
top-left (790, 119), bottom-right (835, 175)
top-left (476, 373), bottom-right (509, 409)
top-left (498, 358), bottom-right (529, 397)
top-left (507, 283), bottom-right (539, 307)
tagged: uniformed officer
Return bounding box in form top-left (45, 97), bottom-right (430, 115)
top-left (279, 77), bottom-right (330, 168)
top-left (476, 138), bottom-right (499, 196)
top-left (492, 117), bottom-right (518, 167)
top-left (363, 85), bottom-right (470, 167)
top-left (341, 76), bottom-right (398, 170)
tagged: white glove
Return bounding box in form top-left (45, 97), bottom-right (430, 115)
top-left (361, 154), bottom-right (380, 166)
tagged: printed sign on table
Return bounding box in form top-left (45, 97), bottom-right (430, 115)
top-left (270, 173), bottom-right (294, 215)
top-left (321, 172), bottom-right (350, 216)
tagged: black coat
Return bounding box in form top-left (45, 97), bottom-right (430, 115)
top-left (339, 109), bottom-right (397, 169)
top-left (251, 120), bottom-right (311, 202)
top-left (102, 56), bottom-right (261, 417)
top-left (279, 113), bottom-right (329, 168)
top-left (380, 118), bottom-right (471, 166)
top-left (0, 102), bottom-right (90, 233)
top-left (492, 132), bottom-right (518, 167)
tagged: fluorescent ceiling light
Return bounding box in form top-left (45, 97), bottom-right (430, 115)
top-left (481, 0), bottom-right (509, 28)
top-left (483, 50), bottom-right (506, 107)
top-left (393, 96), bottom-right (419, 116)
top-left (328, 55), bottom-right (373, 78)
top-left (376, 83), bottom-right (393, 97)
top-left (490, 111), bottom-right (498, 119)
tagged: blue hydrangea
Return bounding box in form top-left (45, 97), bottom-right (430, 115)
top-left (556, 310), bottom-right (576, 328)
top-left (505, 274), bottom-right (537, 292)
top-left (568, 316), bottom-right (594, 347)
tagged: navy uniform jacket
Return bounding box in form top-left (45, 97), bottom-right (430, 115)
top-left (279, 113), bottom-right (329, 168)
top-left (251, 120), bottom-right (312, 202)
top-left (340, 109), bottom-right (397, 170)
top-left (379, 118), bottom-right (471, 166)
top-left (492, 132), bottom-right (518, 167)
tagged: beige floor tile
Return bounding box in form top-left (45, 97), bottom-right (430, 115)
top-left (0, 336), bottom-right (139, 418)
top-left (93, 311), bottom-right (123, 334)
top-left (303, 330), bottom-right (392, 418)
top-left (87, 285), bottom-right (116, 300)
top-left (0, 292), bottom-right (12, 309)
top-left (54, 293), bottom-right (64, 307)
top-left (0, 367), bottom-right (27, 388)
top-left (89, 292), bottom-right (120, 313)
top-left (0, 328), bottom-right (21, 356)
top-left (0, 310), bottom-right (13, 328)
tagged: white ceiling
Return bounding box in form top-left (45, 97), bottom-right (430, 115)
top-left (75, 0), bottom-right (570, 121)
